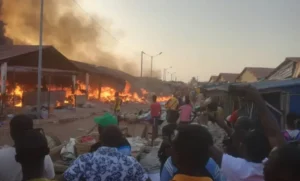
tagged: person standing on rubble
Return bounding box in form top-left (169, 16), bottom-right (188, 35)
top-left (150, 95), bottom-right (161, 145)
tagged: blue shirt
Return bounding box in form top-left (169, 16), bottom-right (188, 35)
top-left (64, 146), bottom-right (148, 181)
top-left (161, 157), bottom-right (226, 181)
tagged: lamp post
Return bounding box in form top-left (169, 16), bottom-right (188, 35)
top-left (150, 52), bottom-right (162, 77)
top-left (141, 51), bottom-right (162, 77)
top-left (37, 0), bottom-right (44, 118)
top-left (163, 66), bottom-right (172, 81)
top-left (171, 72), bottom-right (176, 81)
top-left (140, 51), bottom-right (144, 77)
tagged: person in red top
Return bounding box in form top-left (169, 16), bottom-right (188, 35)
top-left (150, 95), bottom-right (161, 145)
top-left (228, 110), bottom-right (238, 124)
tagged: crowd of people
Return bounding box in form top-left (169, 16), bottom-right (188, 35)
top-left (0, 85), bottom-right (300, 181)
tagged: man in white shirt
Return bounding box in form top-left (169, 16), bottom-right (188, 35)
top-left (0, 114), bottom-right (55, 181)
top-left (218, 130), bottom-right (270, 181)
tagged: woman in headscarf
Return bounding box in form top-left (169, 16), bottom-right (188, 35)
top-left (90, 113), bottom-right (131, 155)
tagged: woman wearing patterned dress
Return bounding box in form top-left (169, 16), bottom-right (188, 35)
top-left (62, 125), bottom-right (150, 181)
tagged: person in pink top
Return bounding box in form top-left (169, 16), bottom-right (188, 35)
top-left (179, 97), bottom-right (193, 124)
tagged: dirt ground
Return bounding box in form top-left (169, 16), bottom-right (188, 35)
top-left (0, 102), bottom-right (150, 146)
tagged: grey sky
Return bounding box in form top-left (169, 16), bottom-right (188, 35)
top-left (82, 0), bottom-right (300, 81)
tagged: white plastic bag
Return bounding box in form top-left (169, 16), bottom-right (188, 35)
top-left (60, 138), bottom-right (76, 161)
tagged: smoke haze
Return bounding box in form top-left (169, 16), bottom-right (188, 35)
top-left (0, 0), bottom-right (160, 78)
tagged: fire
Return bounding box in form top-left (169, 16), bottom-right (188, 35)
top-left (3, 80), bottom-right (171, 107)
top-left (13, 85), bottom-right (23, 107)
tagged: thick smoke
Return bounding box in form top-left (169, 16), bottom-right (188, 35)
top-left (0, 0), bottom-right (12, 45)
top-left (0, 0), bottom-right (160, 78)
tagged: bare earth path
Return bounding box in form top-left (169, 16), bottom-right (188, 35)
top-left (0, 102), bottom-right (150, 146)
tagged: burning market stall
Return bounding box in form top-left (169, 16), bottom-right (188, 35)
top-left (0, 45), bottom-right (79, 114)
top-left (71, 60), bottom-right (126, 104)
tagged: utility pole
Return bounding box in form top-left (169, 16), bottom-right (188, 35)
top-left (163, 66), bottom-right (172, 81)
top-left (140, 51), bottom-right (144, 77)
top-left (37, 0), bottom-right (44, 118)
top-left (150, 56), bottom-right (153, 77)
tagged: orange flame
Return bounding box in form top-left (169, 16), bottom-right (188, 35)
top-left (3, 80), bottom-right (171, 107)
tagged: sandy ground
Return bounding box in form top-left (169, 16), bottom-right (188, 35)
top-left (0, 102), bottom-right (150, 146)
top-left (0, 101), bottom-right (226, 151)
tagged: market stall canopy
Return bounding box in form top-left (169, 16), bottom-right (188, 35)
top-left (204, 78), bottom-right (300, 93)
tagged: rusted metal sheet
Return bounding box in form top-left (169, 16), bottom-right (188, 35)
top-left (23, 90), bottom-right (66, 106)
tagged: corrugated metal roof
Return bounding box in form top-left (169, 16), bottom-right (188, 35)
top-left (205, 78), bottom-right (300, 92)
top-left (246, 67), bottom-right (274, 79)
top-left (286, 57), bottom-right (300, 63)
top-left (97, 66), bottom-right (136, 82)
top-left (0, 45), bottom-right (51, 60)
top-left (0, 45), bottom-right (79, 72)
top-left (71, 60), bottom-right (102, 74)
top-left (209, 75), bottom-right (218, 82)
top-left (217, 73), bottom-right (239, 82)
top-left (266, 57), bottom-right (300, 79)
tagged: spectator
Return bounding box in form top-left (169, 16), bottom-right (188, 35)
top-left (209, 84), bottom-right (285, 181)
top-left (63, 125), bottom-right (149, 181)
top-left (14, 129), bottom-right (50, 181)
top-left (171, 124), bottom-right (214, 181)
top-left (158, 123), bottom-right (177, 172)
top-left (161, 156), bottom-right (225, 181)
top-left (210, 129), bottom-right (271, 181)
top-left (150, 95), bottom-right (161, 145)
top-left (178, 97), bottom-right (193, 124)
top-left (90, 113), bottom-right (131, 156)
top-left (165, 94), bottom-right (179, 124)
top-left (223, 116), bottom-right (254, 157)
top-left (0, 114), bottom-right (55, 181)
top-left (282, 113), bottom-right (300, 142)
top-left (264, 143), bottom-right (300, 181)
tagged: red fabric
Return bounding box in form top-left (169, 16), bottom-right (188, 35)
top-left (229, 110), bottom-right (238, 123)
top-left (151, 102), bottom-right (161, 117)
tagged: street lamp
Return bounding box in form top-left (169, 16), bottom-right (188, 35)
top-left (150, 52), bottom-right (162, 77)
top-left (141, 51), bottom-right (162, 77)
top-left (37, 0), bottom-right (44, 118)
top-left (170, 72), bottom-right (176, 81)
top-left (163, 66), bottom-right (172, 81)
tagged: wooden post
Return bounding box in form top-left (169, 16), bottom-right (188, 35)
top-left (85, 73), bottom-right (89, 100)
top-left (98, 82), bottom-right (102, 100)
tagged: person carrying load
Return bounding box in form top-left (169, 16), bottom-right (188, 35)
top-left (91, 113), bottom-right (131, 156)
